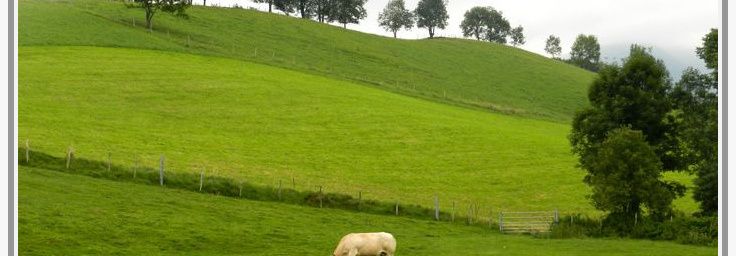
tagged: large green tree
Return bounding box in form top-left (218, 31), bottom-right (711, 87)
top-left (460, 6), bottom-right (491, 40)
top-left (570, 45), bottom-right (685, 224)
top-left (378, 0), bottom-right (414, 38)
top-left (509, 26), bottom-right (525, 46)
top-left (329, 0), bottom-right (367, 28)
top-left (570, 34), bottom-right (601, 71)
top-left (671, 29), bottom-right (719, 215)
top-left (545, 35), bottom-right (562, 58)
top-left (134, 0), bottom-right (190, 30)
top-left (483, 8), bottom-right (509, 44)
top-left (415, 0), bottom-right (448, 39)
top-left (587, 128), bottom-right (683, 224)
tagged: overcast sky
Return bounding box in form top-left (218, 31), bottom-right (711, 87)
top-left (207, 0), bottom-right (720, 78)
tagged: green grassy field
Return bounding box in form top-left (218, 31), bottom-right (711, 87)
top-left (19, 46), bottom-right (596, 214)
top-left (19, 0), bottom-right (595, 122)
top-left (19, 166), bottom-right (716, 255)
top-left (17, 0), bottom-right (707, 253)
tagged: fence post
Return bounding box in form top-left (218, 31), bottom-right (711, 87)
top-left (634, 212), bottom-right (638, 226)
top-left (65, 146), bottom-right (73, 169)
top-left (395, 200), bottom-right (399, 216)
top-left (292, 177), bottom-right (295, 190)
top-left (434, 195), bottom-right (439, 221)
top-left (554, 209), bottom-right (559, 224)
top-left (199, 168), bottom-right (204, 191)
top-left (278, 180), bottom-right (282, 200)
top-left (451, 201), bottom-right (455, 222)
top-left (25, 139), bottom-right (29, 163)
top-left (239, 181), bottom-right (243, 197)
top-left (107, 152), bottom-right (111, 171)
top-left (133, 158), bottom-right (138, 179)
top-left (159, 155), bottom-right (165, 186)
top-left (319, 186), bottom-right (323, 208)
top-left (358, 191), bottom-right (362, 210)
top-left (499, 212), bottom-right (504, 232)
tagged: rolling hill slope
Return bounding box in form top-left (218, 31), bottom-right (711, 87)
top-left (19, 166), bottom-right (716, 255)
top-left (19, 46), bottom-right (592, 213)
top-left (19, 0), bottom-right (595, 122)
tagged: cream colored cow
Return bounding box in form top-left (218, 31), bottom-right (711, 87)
top-left (332, 232), bottom-right (396, 256)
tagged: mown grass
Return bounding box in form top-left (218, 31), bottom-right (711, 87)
top-left (19, 0), bottom-right (595, 122)
top-left (19, 166), bottom-right (717, 255)
top-left (19, 46), bottom-right (698, 215)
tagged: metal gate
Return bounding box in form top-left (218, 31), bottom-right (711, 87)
top-left (499, 210), bottom-right (558, 233)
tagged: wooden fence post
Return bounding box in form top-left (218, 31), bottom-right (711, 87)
top-left (499, 212), bottom-right (504, 232)
top-left (159, 155), bottom-right (165, 186)
top-left (395, 200), bottom-right (399, 216)
top-left (554, 209), bottom-right (559, 224)
top-left (434, 195), bottom-right (439, 221)
top-left (278, 180), bottom-right (282, 200)
top-left (65, 146), bottom-right (73, 169)
top-left (634, 212), bottom-right (638, 226)
top-left (239, 181), bottom-right (243, 197)
top-left (358, 191), bottom-right (362, 210)
top-left (319, 186), bottom-right (323, 208)
top-left (451, 201), bottom-right (456, 222)
top-left (107, 152), bottom-right (111, 171)
top-left (199, 168), bottom-right (204, 192)
top-left (25, 139), bottom-right (29, 163)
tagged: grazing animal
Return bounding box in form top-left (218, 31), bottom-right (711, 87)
top-left (332, 232), bottom-right (396, 256)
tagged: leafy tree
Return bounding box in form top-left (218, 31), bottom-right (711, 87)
top-left (570, 45), bottom-right (686, 224)
top-left (378, 0), bottom-right (414, 38)
top-left (586, 128), bottom-right (683, 224)
top-left (295, 0), bottom-right (317, 18)
top-left (483, 8), bottom-right (509, 44)
top-left (134, 0), bottom-right (190, 30)
top-left (545, 35), bottom-right (562, 58)
top-left (460, 7), bottom-right (491, 40)
top-left (696, 29), bottom-right (718, 74)
top-left (274, 0), bottom-right (296, 15)
top-left (329, 0), bottom-right (367, 28)
top-left (314, 0), bottom-right (333, 22)
top-left (415, 0), bottom-right (448, 39)
top-left (670, 29), bottom-right (719, 215)
top-left (252, 0), bottom-right (273, 12)
top-left (509, 26), bottom-right (525, 46)
top-left (570, 34), bottom-right (601, 71)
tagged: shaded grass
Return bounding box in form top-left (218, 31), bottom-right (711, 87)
top-left (19, 0), bottom-right (595, 122)
top-left (19, 165), bottom-right (717, 255)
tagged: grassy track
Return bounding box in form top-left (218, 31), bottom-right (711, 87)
top-left (19, 0), bottom-right (595, 122)
top-left (19, 166), bottom-right (716, 255)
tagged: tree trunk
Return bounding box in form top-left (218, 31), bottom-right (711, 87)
top-left (393, 31), bottom-right (397, 38)
top-left (203, 0), bottom-right (206, 6)
top-left (428, 27), bottom-right (434, 39)
top-left (268, 2), bottom-right (272, 12)
top-left (343, 23), bottom-right (347, 29)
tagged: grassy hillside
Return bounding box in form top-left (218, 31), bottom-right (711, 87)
top-left (19, 0), bottom-right (595, 122)
top-left (19, 166), bottom-right (716, 255)
top-left (19, 46), bottom-right (592, 213)
top-left (19, 46), bottom-right (697, 215)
